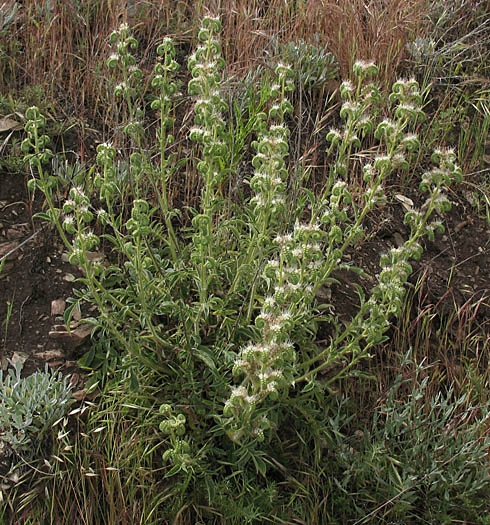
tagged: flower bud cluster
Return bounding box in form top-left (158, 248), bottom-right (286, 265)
top-left (249, 62), bottom-right (294, 231)
top-left (328, 67), bottom-right (425, 200)
top-left (151, 37), bottom-right (180, 148)
top-left (250, 123), bottom-right (290, 218)
top-left (326, 62), bottom-right (380, 182)
top-left (344, 238), bottom-right (422, 351)
top-left (389, 78), bottom-right (424, 121)
top-left (107, 24), bottom-right (144, 143)
top-left (159, 404), bottom-right (192, 471)
top-left (62, 186), bottom-right (100, 267)
top-left (421, 148), bottom-right (463, 192)
top-left (187, 17), bottom-right (228, 278)
top-left (22, 107), bottom-right (54, 174)
top-left (404, 148), bottom-right (462, 239)
top-left (188, 17), bottom-right (227, 167)
top-left (348, 147), bottom-right (462, 350)
top-left (125, 198), bottom-right (153, 236)
top-left (95, 142), bottom-right (119, 201)
top-left (367, 78), bottom-right (424, 180)
top-left (225, 221), bottom-right (325, 441)
top-left (107, 23), bottom-right (141, 100)
top-left (320, 181), bottom-right (359, 246)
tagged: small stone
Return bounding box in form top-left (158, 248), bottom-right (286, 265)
top-left (51, 299), bottom-right (66, 316)
top-left (11, 352), bottom-right (29, 366)
top-left (48, 323), bottom-right (93, 349)
top-left (61, 253), bottom-right (70, 263)
top-left (393, 232), bottom-right (404, 247)
top-left (56, 269), bottom-right (62, 273)
top-left (46, 256), bottom-right (51, 263)
top-left (85, 251), bottom-right (104, 262)
top-left (0, 241), bottom-right (19, 261)
top-left (7, 229), bottom-right (22, 239)
top-left (63, 273), bottom-right (76, 282)
top-left (34, 349), bottom-right (65, 360)
top-left (48, 361), bottom-right (64, 368)
top-left (72, 389), bottom-right (87, 401)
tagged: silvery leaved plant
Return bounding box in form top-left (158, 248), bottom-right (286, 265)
top-left (23, 19), bottom-right (463, 470)
top-left (0, 361), bottom-right (73, 459)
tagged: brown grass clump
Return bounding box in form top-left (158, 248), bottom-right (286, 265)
top-left (215, 0), bottom-right (427, 85)
top-left (4, 1), bottom-right (428, 123)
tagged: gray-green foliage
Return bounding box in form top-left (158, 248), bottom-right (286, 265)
top-left (333, 357), bottom-right (490, 522)
top-left (406, 0), bottom-right (490, 79)
top-left (281, 35), bottom-right (338, 89)
top-left (0, 361), bottom-right (73, 458)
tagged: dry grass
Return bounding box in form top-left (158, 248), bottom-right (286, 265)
top-left (4, 1), bottom-right (428, 124)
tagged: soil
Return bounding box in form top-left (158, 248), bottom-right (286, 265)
top-left (0, 164), bottom-right (489, 380)
top-left (0, 170), bottom-right (87, 381)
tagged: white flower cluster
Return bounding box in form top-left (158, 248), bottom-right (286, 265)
top-left (107, 24), bottom-right (141, 99)
top-left (250, 123), bottom-right (290, 218)
top-left (225, 221), bottom-right (326, 441)
top-left (61, 186), bottom-right (100, 267)
top-left (188, 17), bottom-right (227, 165)
top-left (248, 61), bottom-right (294, 233)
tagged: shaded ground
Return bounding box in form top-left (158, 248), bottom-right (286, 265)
top-left (0, 171), bottom-right (87, 379)
top-left (0, 164), bottom-right (489, 378)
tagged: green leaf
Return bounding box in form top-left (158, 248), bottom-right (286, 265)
top-left (63, 300), bottom-right (80, 331)
top-left (252, 454), bottom-right (267, 477)
top-left (129, 369), bottom-right (139, 391)
top-left (78, 346), bottom-right (96, 369)
top-left (33, 212), bottom-right (52, 221)
top-left (195, 347), bottom-right (216, 371)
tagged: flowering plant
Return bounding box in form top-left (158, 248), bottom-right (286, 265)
top-left (24, 20), bottom-right (462, 471)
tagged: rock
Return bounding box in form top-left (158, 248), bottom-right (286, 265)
top-left (0, 241), bottom-right (19, 261)
top-left (48, 361), bottom-right (64, 368)
top-left (48, 324), bottom-right (93, 349)
top-left (11, 352), bottom-right (29, 367)
top-left (34, 349), bottom-right (66, 361)
top-left (51, 299), bottom-right (66, 316)
top-left (72, 307), bottom-right (82, 321)
top-left (72, 389), bottom-right (87, 401)
top-left (394, 232), bottom-right (405, 247)
top-left (6, 223), bottom-right (29, 240)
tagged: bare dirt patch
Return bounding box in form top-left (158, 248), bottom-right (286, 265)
top-left (1, 167), bottom-right (488, 378)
